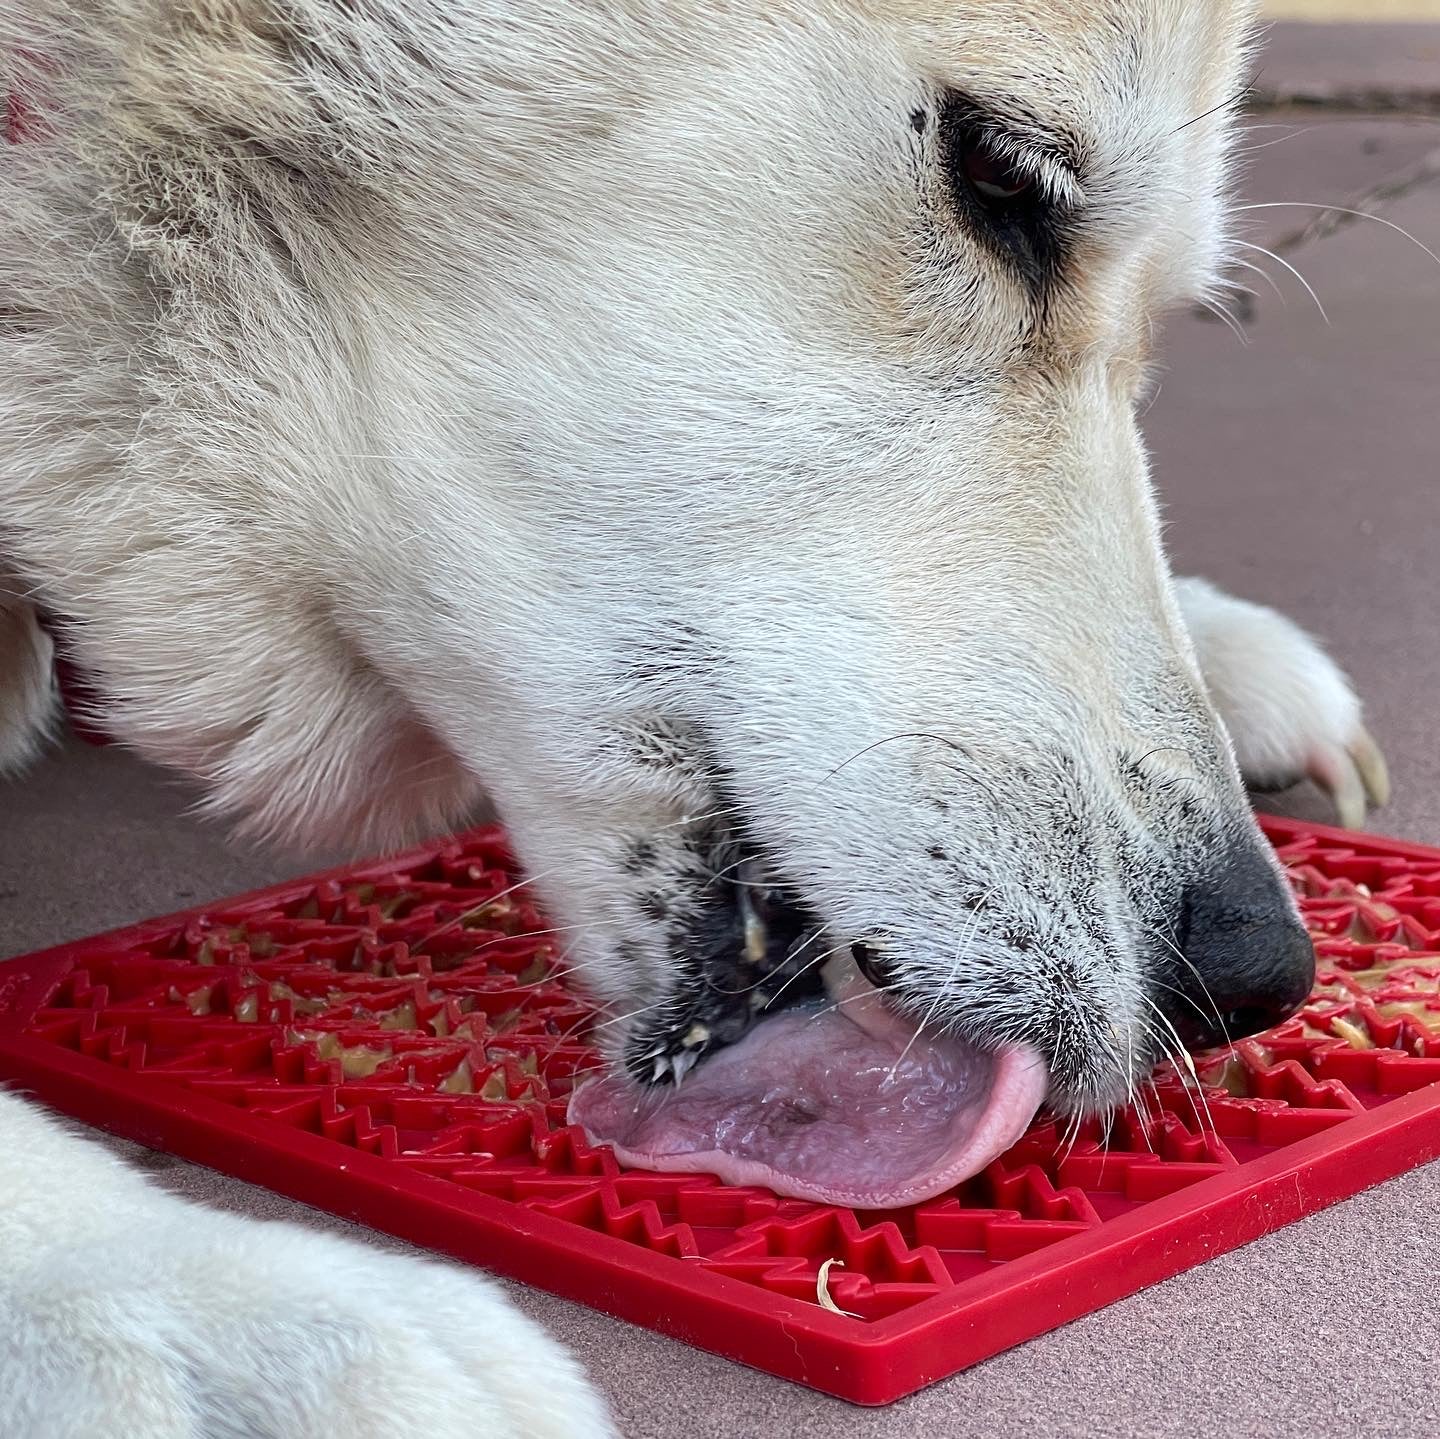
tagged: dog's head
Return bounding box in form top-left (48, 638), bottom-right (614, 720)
top-left (5, 0), bottom-right (1310, 1204)
top-left (433, 0), bottom-right (1305, 1200)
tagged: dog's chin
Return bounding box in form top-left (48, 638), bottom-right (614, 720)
top-left (568, 883), bottom-right (1049, 1209)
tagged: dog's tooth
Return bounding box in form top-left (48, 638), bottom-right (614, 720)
top-left (671, 1049), bottom-right (698, 1085)
top-left (742, 907), bottom-right (767, 968)
top-left (651, 1056), bottom-right (671, 1083)
top-left (736, 865), bottom-right (770, 968)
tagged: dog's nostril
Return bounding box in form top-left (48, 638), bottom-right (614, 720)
top-left (1161, 838), bottom-right (1316, 1055)
top-left (852, 942), bottom-right (900, 991)
top-left (1221, 1002), bottom-right (1298, 1043)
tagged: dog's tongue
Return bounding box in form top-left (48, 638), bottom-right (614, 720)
top-left (569, 959), bottom-right (1047, 1209)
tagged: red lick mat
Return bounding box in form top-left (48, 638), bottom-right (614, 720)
top-left (2, 815), bottom-right (1440, 1405)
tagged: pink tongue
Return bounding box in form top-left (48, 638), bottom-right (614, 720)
top-left (569, 962), bottom-right (1047, 1209)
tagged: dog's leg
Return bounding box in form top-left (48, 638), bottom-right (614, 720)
top-left (1175, 576), bottom-right (1390, 827)
top-left (0, 1090), bottom-right (616, 1438)
top-left (0, 564), bottom-right (58, 775)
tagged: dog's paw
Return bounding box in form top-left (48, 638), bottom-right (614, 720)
top-left (3, 1193), bottom-right (616, 1439)
top-left (1174, 577), bottom-right (1390, 829)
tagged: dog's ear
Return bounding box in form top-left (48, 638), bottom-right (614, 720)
top-left (0, 561), bottom-right (58, 777)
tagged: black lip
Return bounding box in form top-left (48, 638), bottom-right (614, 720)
top-left (851, 942), bottom-right (902, 991)
top-left (624, 864), bottom-right (827, 1086)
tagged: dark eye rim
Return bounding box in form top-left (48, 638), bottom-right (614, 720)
top-left (945, 112), bottom-right (1046, 220)
top-left (956, 134), bottom-right (1034, 206)
top-left (935, 96), bottom-right (1072, 296)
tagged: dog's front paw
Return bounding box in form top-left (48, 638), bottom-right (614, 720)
top-left (4, 1198), bottom-right (616, 1439)
top-left (1174, 577), bottom-right (1390, 829)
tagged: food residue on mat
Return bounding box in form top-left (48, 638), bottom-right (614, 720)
top-left (1330, 1016), bottom-right (1373, 1050)
top-left (816, 1258), bottom-right (860, 1319)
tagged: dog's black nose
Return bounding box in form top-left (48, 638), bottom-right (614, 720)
top-left (1160, 838), bottom-right (1315, 1051)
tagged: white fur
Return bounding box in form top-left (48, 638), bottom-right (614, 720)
top-left (0, 0), bottom-right (1386, 1431)
top-left (1175, 577), bottom-right (1386, 826)
top-left (0, 1091), bottom-right (616, 1438)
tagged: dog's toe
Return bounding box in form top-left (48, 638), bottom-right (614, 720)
top-left (1306, 729), bottom-right (1392, 830)
top-left (1174, 576), bottom-right (1387, 828)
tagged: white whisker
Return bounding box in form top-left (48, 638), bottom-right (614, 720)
top-left (1233, 240), bottom-right (1329, 324)
top-left (1230, 255), bottom-right (1288, 305)
top-left (1236, 201), bottom-right (1440, 274)
top-left (882, 889), bottom-right (998, 1088)
top-left (1197, 295), bottom-right (1250, 345)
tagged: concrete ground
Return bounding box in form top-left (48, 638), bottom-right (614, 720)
top-left (1268, 1), bottom-right (1440, 19)
top-left (4, 22), bottom-right (1440, 1439)
top-left (1267, 1), bottom-right (1440, 19)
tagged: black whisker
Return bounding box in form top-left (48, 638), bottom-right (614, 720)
top-left (1171, 75), bottom-right (1256, 136)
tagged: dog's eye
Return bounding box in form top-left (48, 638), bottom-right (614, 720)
top-left (957, 140), bottom-right (1032, 206)
top-left (938, 101), bottom-right (1066, 293)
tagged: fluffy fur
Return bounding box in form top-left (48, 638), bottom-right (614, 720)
top-left (0, 0), bottom-right (1385, 1430)
top-left (0, 1092), bottom-right (615, 1437)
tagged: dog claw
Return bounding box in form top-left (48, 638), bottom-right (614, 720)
top-left (1352, 728), bottom-right (1391, 809)
top-left (1306, 729), bottom-right (1391, 831)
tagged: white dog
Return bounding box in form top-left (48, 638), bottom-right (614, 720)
top-left (0, 0), bottom-right (1389, 1431)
